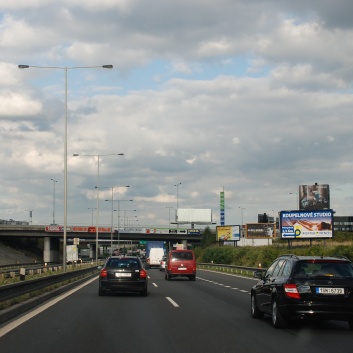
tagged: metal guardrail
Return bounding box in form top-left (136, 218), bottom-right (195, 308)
top-left (0, 266), bottom-right (99, 302)
top-left (197, 263), bottom-right (267, 276)
top-left (0, 262), bottom-right (63, 279)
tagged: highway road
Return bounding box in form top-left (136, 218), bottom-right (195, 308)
top-left (1, 268), bottom-right (353, 353)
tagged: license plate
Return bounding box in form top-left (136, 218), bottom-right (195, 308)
top-left (178, 267), bottom-right (187, 270)
top-left (316, 287), bottom-right (344, 295)
top-left (115, 273), bottom-right (131, 278)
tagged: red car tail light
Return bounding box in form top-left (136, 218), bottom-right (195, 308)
top-left (100, 268), bottom-right (108, 278)
top-left (140, 269), bottom-right (147, 278)
top-left (284, 283), bottom-right (301, 299)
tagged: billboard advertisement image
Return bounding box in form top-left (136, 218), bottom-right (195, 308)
top-left (246, 223), bottom-right (275, 238)
top-left (217, 225), bottom-right (240, 241)
top-left (299, 184), bottom-right (330, 210)
top-left (280, 210), bottom-right (333, 239)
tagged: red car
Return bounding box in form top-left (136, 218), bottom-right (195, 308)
top-left (165, 250), bottom-right (196, 281)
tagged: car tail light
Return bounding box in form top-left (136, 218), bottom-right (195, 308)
top-left (284, 284), bottom-right (301, 299)
top-left (100, 268), bottom-right (108, 278)
top-left (140, 269), bottom-right (147, 278)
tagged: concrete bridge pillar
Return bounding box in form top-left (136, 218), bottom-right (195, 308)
top-left (43, 237), bottom-right (60, 263)
top-left (89, 244), bottom-right (95, 259)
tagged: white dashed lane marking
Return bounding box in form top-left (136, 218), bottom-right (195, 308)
top-left (198, 277), bottom-right (250, 294)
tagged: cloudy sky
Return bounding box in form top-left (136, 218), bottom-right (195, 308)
top-left (1, 0), bottom-right (353, 229)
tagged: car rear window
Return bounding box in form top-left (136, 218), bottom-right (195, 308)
top-left (107, 258), bottom-right (140, 269)
top-left (294, 260), bottom-right (353, 278)
top-left (171, 252), bottom-right (193, 261)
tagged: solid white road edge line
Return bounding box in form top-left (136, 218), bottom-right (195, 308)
top-left (0, 276), bottom-right (98, 338)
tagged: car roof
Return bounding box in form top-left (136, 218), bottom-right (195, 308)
top-left (278, 254), bottom-right (351, 262)
top-left (108, 255), bottom-right (140, 259)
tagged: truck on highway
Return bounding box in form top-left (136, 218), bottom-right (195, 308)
top-left (66, 245), bottom-right (79, 264)
top-left (145, 241), bottom-right (165, 268)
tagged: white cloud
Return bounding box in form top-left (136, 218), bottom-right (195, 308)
top-left (1, 0), bottom-right (353, 227)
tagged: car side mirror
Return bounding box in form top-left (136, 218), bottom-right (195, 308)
top-left (253, 270), bottom-right (265, 279)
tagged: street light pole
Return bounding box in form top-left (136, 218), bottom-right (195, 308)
top-left (127, 216), bottom-right (138, 227)
top-left (117, 200), bottom-right (133, 252)
top-left (19, 64), bottom-right (113, 271)
top-left (73, 153), bottom-right (124, 263)
top-left (88, 207), bottom-right (96, 226)
top-left (174, 183), bottom-right (181, 228)
top-left (290, 192), bottom-right (299, 209)
top-left (239, 207), bottom-right (245, 237)
top-left (123, 209), bottom-right (137, 227)
top-left (103, 187), bottom-right (130, 255)
top-left (25, 210), bottom-right (34, 225)
top-left (166, 206), bottom-right (173, 228)
top-left (50, 178), bottom-right (58, 224)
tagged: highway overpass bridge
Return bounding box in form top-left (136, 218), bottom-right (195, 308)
top-left (0, 225), bottom-right (202, 262)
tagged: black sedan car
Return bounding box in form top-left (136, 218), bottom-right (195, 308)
top-left (98, 256), bottom-right (148, 296)
top-left (251, 254), bottom-right (353, 329)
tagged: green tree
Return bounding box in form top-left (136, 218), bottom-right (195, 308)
top-left (201, 227), bottom-right (216, 247)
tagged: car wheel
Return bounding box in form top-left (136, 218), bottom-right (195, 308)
top-left (271, 299), bottom-right (287, 328)
top-left (98, 288), bottom-right (106, 296)
top-left (251, 293), bottom-right (264, 319)
top-left (141, 288), bottom-right (148, 297)
top-left (189, 275), bottom-right (196, 281)
top-left (348, 320), bottom-right (353, 330)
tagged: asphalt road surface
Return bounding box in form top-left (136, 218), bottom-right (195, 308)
top-left (1, 268), bottom-right (353, 353)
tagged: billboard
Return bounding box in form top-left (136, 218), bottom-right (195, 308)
top-left (217, 225), bottom-right (240, 241)
top-left (176, 209), bottom-right (212, 223)
top-left (246, 223), bottom-right (275, 238)
top-left (299, 184), bottom-right (330, 210)
top-left (280, 210), bottom-right (333, 239)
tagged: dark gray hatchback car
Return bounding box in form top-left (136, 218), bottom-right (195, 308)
top-left (251, 254), bottom-right (353, 329)
top-left (99, 256), bottom-right (148, 296)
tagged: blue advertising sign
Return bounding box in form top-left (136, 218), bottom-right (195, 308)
top-left (280, 210), bottom-right (333, 239)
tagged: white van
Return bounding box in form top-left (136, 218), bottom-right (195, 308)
top-left (147, 248), bottom-right (165, 268)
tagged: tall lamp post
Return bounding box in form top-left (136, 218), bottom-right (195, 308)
top-left (174, 183), bottom-right (181, 227)
top-left (123, 209), bottom-right (137, 227)
top-left (19, 64), bottom-right (113, 271)
top-left (103, 186), bottom-right (130, 254)
top-left (166, 206), bottom-right (173, 228)
top-left (239, 207), bottom-right (245, 237)
top-left (127, 216), bottom-right (138, 227)
top-left (88, 207), bottom-right (96, 226)
top-left (290, 192), bottom-right (299, 209)
top-left (25, 209), bottom-right (34, 225)
top-left (73, 153), bottom-right (124, 263)
top-left (50, 178), bottom-right (58, 224)
top-left (116, 200), bottom-right (133, 251)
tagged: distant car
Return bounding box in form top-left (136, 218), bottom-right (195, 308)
top-left (98, 256), bottom-right (148, 296)
top-left (159, 256), bottom-right (167, 271)
top-left (251, 254), bottom-right (353, 329)
top-left (165, 250), bottom-right (196, 281)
